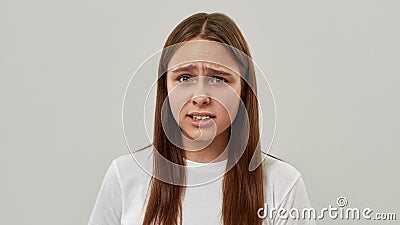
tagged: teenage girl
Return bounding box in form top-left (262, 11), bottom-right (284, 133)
top-left (89, 12), bottom-right (315, 225)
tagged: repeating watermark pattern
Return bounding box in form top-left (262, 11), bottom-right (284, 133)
top-left (122, 40), bottom-right (277, 186)
top-left (257, 196), bottom-right (397, 221)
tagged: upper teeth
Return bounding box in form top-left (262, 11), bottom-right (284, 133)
top-left (193, 115), bottom-right (210, 120)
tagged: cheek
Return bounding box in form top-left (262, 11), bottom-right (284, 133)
top-left (222, 96), bottom-right (241, 121)
top-left (167, 84), bottom-right (191, 123)
top-left (222, 80), bottom-right (242, 111)
top-left (213, 89), bottom-right (241, 123)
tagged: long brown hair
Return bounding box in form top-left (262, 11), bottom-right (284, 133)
top-left (143, 12), bottom-right (264, 225)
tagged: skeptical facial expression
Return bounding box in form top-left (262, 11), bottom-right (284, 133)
top-left (165, 40), bottom-right (243, 141)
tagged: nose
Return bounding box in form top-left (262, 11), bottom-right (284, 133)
top-left (190, 76), bottom-right (211, 106)
top-left (191, 95), bottom-right (210, 106)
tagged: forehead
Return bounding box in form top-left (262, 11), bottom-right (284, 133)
top-left (168, 62), bottom-right (239, 77)
top-left (167, 40), bottom-right (241, 75)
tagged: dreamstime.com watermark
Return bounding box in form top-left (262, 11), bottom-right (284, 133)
top-left (257, 196), bottom-right (397, 221)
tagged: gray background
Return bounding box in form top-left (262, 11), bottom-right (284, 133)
top-left (1, 0), bottom-right (398, 224)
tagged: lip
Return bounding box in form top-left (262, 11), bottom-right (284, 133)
top-left (187, 111), bottom-right (216, 117)
top-left (186, 114), bottom-right (216, 127)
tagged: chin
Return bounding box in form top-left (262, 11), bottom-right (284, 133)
top-left (183, 129), bottom-right (216, 141)
top-left (186, 133), bottom-right (212, 141)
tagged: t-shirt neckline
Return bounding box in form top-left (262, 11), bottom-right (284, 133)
top-left (184, 158), bottom-right (228, 166)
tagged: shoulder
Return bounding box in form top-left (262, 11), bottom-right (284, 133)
top-left (261, 153), bottom-right (315, 224)
top-left (261, 153), bottom-right (303, 206)
top-left (262, 154), bottom-right (302, 184)
top-left (110, 144), bottom-right (154, 181)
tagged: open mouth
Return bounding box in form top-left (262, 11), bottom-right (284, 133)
top-left (187, 112), bottom-right (216, 121)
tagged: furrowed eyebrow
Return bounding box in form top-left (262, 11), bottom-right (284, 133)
top-left (204, 67), bottom-right (233, 76)
top-left (170, 64), bottom-right (197, 73)
top-left (170, 64), bottom-right (234, 76)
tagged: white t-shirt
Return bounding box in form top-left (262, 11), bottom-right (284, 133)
top-left (88, 146), bottom-right (316, 225)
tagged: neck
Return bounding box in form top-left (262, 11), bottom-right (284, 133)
top-left (182, 128), bottom-right (230, 163)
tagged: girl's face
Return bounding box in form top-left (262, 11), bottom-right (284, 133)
top-left (165, 40), bottom-right (243, 141)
